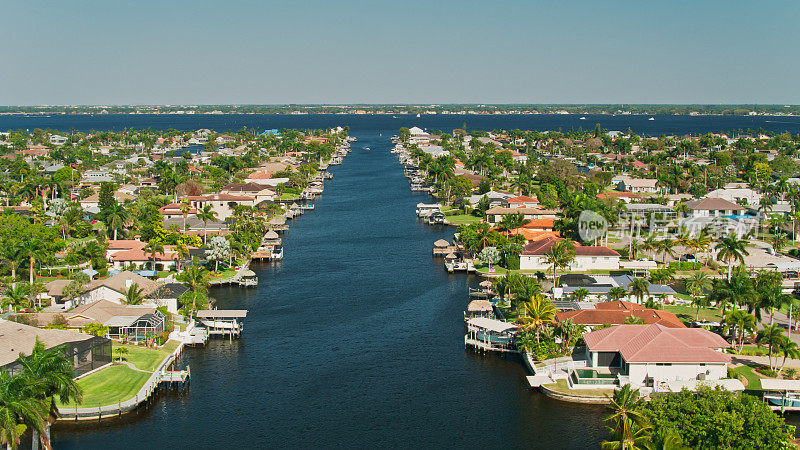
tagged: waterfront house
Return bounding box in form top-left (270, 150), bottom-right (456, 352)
top-left (583, 324), bottom-right (731, 389)
top-left (519, 237), bottom-right (620, 271)
top-left (80, 190), bottom-right (134, 209)
top-left (552, 274), bottom-right (677, 303)
top-left (466, 190), bottom-right (514, 208)
top-left (555, 300), bottom-right (685, 329)
top-left (67, 300), bottom-right (166, 341)
top-left (0, 319), bottom-right (111, 376)
top-left (221, 182), bottom-right (276, 206)
top-left (79, 271), bottom-right (180, 313)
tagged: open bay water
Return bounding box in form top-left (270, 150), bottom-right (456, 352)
top-left (0, 114), bottom-right (789, 448)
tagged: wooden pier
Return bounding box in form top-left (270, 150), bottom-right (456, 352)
top-left (197, 309), bottom-right (248, 341)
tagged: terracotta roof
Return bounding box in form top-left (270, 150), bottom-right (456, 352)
top-left (520, 219), bottom-right (555, 229)
top-left (595, 300), bottom-right (643, 311)
top-left (597, 192), bottom-right (643, 200)
top-left (686, 197), bottom-right (746, 211)
top-left (507, 229), bottom-right (561, 241)
top-left (486, 206), bottom-right (559, 215)
top-left (583, 324), bottom-right (730, 363)
top-left (556, 305), bottom-right (685, 328)
top-left (222, 182), bottom-right (274, 193)
top-left (506, 195), bottom-right (538, 203)
top-left (184, 194), bottom-right (254, 202)
top-left (107, 240), bottom-right (147, 251)
top-left (521, 236), bottom-right (619, 257)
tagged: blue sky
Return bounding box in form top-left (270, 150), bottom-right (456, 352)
top-left (2, 0), bottom-right (798, 105)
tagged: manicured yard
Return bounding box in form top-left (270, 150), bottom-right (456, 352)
top-left (58, 365), bottom-right (151, 408)
top-left (279, 193), bottom-right (301, 201)
top-left (444, 214), bottom-right (481, 225)
top-left (662, 304), bottom-right (723, 324)
top-left (115, 341), bottom-right (175, 372)
top-left (731, 365), bottom-right (762, 391)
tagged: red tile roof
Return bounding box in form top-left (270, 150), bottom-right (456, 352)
top-left (506, 195), bottom-right (538, 204)
top-left (107, 240), bottom-right (147, 251)
top-left (521, 236), bottom-right (619, 257)
top-left (583, 324), bottom-right (730, 363)
top-left (556, 304), bottom-right (685, 328)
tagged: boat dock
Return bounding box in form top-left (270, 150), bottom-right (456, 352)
top-left (197, 309), bottom-right (248, 340)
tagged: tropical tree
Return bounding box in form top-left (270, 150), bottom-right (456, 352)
top-left (16, 239), bottom-right (44, 286)
top-left (542, 239), bottom-right (575, 286)
top-left (603, 385), bottom-right (647, 448)
top-left (196, 204), bottom-right (218, 245)
top-left (656, 238), bottom-right (677, 265)
top-left (628, 277), bottom-right (650, 304)
top-left (104, 203), bottom-right (129, 241)
top-left (607, 287), bottom-right (628, 302)
top-left (178, 262), bottom-right (209, 316)
top-left (3, 284), bottom-right (29, 312)
top-left (122, 283), bottom-right (144, 305)
top-left (17, 339), bottom-right (83, 449)
top-left (516, 296), bottom-right (557, 343)
top-left (722, 309), bottom-right (757, 353)
top-left (715, 234), bottom-right (750, 280)
top-left (571, 288), bottom-right (590, 302)
top-left (143, 239), bottom-right (164, 271)
top-left (685, 272), bottom-right (711, 321)
top-left (0, 371), bottom-right (48, 450)
top-left (777, 336), bottom-right (800, 376)
top-left (757, 324), bottom-right (785, 371)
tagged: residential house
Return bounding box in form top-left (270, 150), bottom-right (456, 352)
top-left (485, 206), bottom-right (559, 225)
top-left (519, 237), bottom-right (620, 271)
top-left (685, 197), bottom-right (747, 217)
top-left (504, 195), bottom-right (539, 209)
top-left (555, 300), bottom-right (685, 329)
top-left (221, 182), bottom-right (276, 206)
top-left (184, 194), bottom-right (255, 220)
top-left (617, 177), bottom-right (659, 194)
top-left (79, 191), bottom-right (134, 209)
top-left (66, 300), bottom-right (166, 341)
top-left (583, 324), bottom-right (731, 389)
top-left (553, 274), bottom-right (678, 303)
top-left (79, 271), bottom-right (181, 313)
top-left (705, 188), bottom-right (762, 207)
top-left (0, 319), bottom-right (111, 376)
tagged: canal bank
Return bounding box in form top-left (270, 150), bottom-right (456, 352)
top-left (52, 129), bottom-right (608, 448)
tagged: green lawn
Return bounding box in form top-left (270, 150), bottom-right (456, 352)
top-left (58, 365), bottom-right (150, 408)
top-left (279, 193), bottom-right (301, 200)
top-left (662, 304), bottom-right (723, 324)
top-left (115, 342), bottom-right (172, 372)
top-left (445, 215), bottom-right (481, 225)
top-left (731, 365), bottom-right (763, 391)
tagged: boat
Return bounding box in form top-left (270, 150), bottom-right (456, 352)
top-left (579, 116), bottom-right (586, 120)
top-left (648, 117), bottom-right (655, 121)
top-left (416, 113), bottom-right (421, 118)
top-left (364, 146), bottom-right (370, 151)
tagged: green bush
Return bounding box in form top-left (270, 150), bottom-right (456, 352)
top-left (60, 268), bottom-right (70, 277)
top-left (668, 261), bottom-right (701, 271)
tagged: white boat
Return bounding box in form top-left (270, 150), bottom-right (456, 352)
top-left (648, 117), bottom-right (655, 120)
top-left (579, 116), bottom-right (586, 120)
top-left (364, 146), bottom-right (370, 151)
top-left (416, 113), bottom-right (421, 118)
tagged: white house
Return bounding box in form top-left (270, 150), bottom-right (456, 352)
top-left (685, 197), bottom-right (747, 217)
top-left (518, 237), bottom-right (620, 271)
top-left (705, 188), bottom-right (762, 207)
top-left (79, 271), bottom-right (183, 313)
top-left (617, 177), bottom-right (659, 193)
top-left (184, 193), bottom-right (255, 220)
top-left (583, 324), bottom-right (732, 390)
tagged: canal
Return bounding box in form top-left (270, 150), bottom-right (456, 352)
top-left (52, 130), bottom-right (608, 448)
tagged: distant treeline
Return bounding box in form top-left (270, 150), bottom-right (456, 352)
top-left (0, 104), bottom-right (798, 116)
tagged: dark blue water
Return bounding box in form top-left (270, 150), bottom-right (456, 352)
top-left (3, 113), bottom-right (800, 136)
top-left (21, 115), bottom-right (797, 448)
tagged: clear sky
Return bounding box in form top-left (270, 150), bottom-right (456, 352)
top-left (2, 0), bottom-right (798, 105)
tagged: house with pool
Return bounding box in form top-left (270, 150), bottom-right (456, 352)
top-left (579, 324), bottom-right (732, 391)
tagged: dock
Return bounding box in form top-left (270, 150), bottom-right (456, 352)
top-left (197, 309), bottom-right (248, 340)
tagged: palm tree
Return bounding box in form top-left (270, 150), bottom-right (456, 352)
top-left (715, 234), bottom-right (750, 280)
top-left (628, 277), bottom-right (650, 304)
top-left (777, 336), bottom-right (800, 375)
top-left (104, 204), bottom-right (129, 241)
top-left (603, 385), bottom-right (647, 447)
top-left (542, 239), bottom-right (575, 287)
top-left (3, 284), bottom-right (29, 313)
top-left (178, 262), bottom-right (209, 315)
top-left (656, 238), bottom-right (677, 265)
top-left (685, 272), bottom-right (712, 321)
top-left (757, 324), bottom-right (785, 371)
top-left (608, 287), bottom-right (628, 302)
top-left (571, 288), bottom-right (590, 302)
top-left (143, 239), bottom-right (164, 271)
top-left (0, 371), bottom-right (48, 450)
top-left (516, 296), bottom-right (556, 343)
top-left (122, 283), bottom-right (144, 305)
top-left (179, 200), bottom-right (191, 231)
top-left (17, 339), bottom-right (83, 449)
top-left (16, 239), bottom-right (43, 286)
top-left (723, 309), bottom-right (757, 353)
top-left (510, 276), bottom-right (542, 309)
top-left (195, 204), bottom-right (218, 245)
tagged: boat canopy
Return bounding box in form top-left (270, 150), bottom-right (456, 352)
top-left (433, 239), bottom-right (450, 248)
top-left (761, 379), bottom-right (800, 391)
top-left (197, 309), bottom-right (248, 318)
top-left (467, 300), bottom-right (493, 312)
top-left (467, 317), bottom-right (516, 333)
